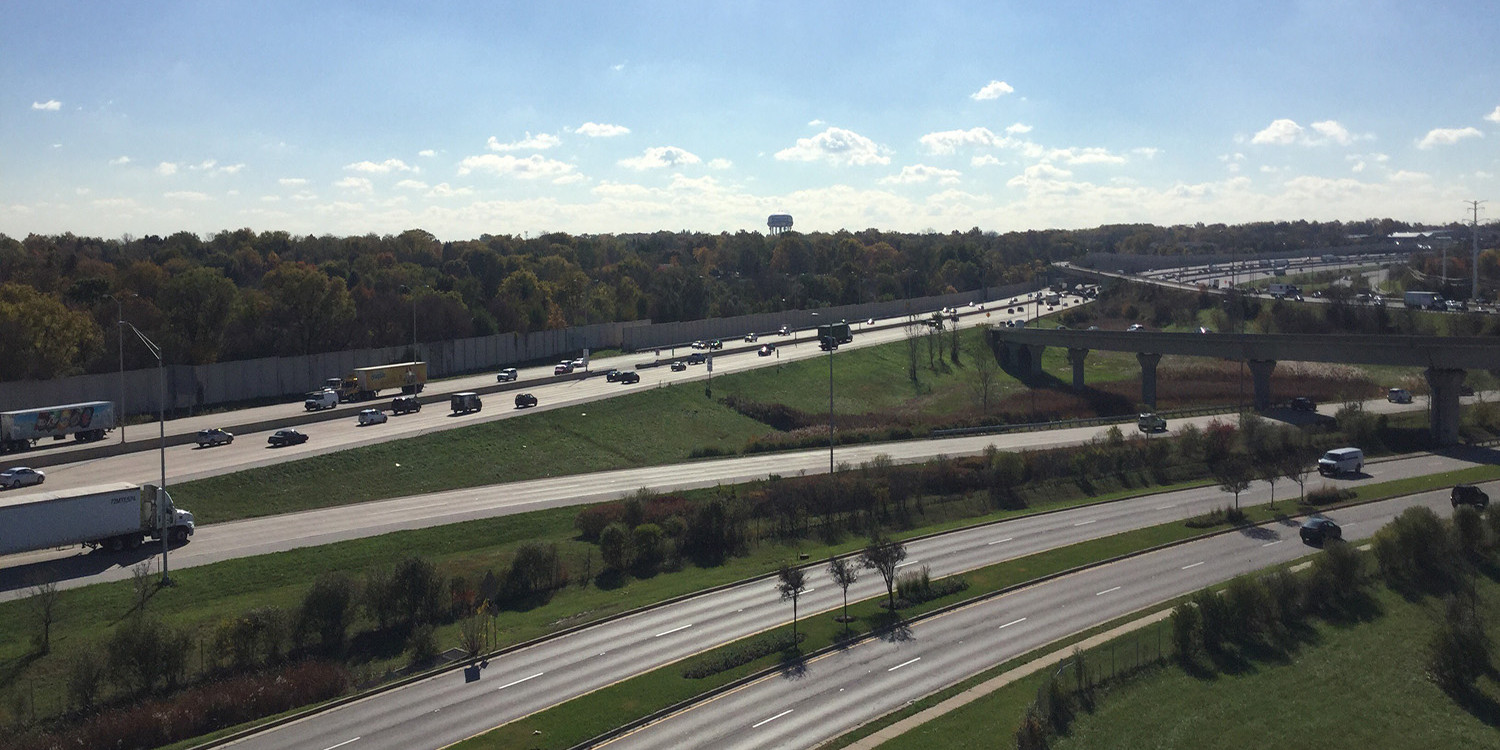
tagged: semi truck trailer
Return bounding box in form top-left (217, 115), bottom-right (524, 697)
top-left (1, 400), bottom-right (116, 454)
top-left (329, 361), bottom-right (428, 402)
top-left (0, 482), bottom-right (194, 557)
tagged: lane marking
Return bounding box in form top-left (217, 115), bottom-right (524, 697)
top-left (1181, 561), bottom-right (1204, 570)
top-left (495, 672), bottom-right (543, 691)
top-left (999, 617), bottom-right (1027, 629)
top-left (1154, 504), bottom-right (1174, 510)
top-left (322, 739), bottom-right (360, 750)
top-left (895, 561), bottom-right (920, 569)
top-left (655, 623), bottom-right (694, 638)
top-left (987, 537), bottom-right (1014, 546)
top-left (888, 657), bottom-right (921, 672)
top-left (752, 709), bottom-right (794, 728)
top-left (1073, 519), bottom-right (1096, 526)
top-left (1262, 540), bottom-right (1283, 547)
top-left (1096, 586), bottom-right (1121, 596)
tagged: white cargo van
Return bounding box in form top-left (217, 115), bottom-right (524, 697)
top-left (1317, 447), bottom-right (1363, 476)
top-left (304, 389), bottom-right (339, 411)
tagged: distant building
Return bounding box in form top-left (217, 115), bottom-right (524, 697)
top-left (768, 214), bottom-right (793, 234)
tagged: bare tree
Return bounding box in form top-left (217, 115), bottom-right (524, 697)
top-left (25, 577), bottom-right (61, 654)
top-left (458, 602), bottom-right (491, 662)
top-left (904, 322), bottom-right (923, 383)
top-left (972, 347), bottom-right (1000, 415)
top-left (1258, 461), bottom-right (1282, 509)
top-left (1282, 452), bottom-right (1312, 504)
top-left (131, 559), bottom-right (155, 612)
top-left (777, 564), bottom-right (808, 646)
top-left (826, 555), bottom-right (860, 640)
top-left (860, 534), bottom-right (908, 611)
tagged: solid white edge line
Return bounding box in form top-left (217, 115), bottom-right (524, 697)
top-left (999, 617), bottom-right (1027, 629)
top-left (655, 623), bottom-right (694, 638)
top-left (752, 709), bottom-right (794, 728)
top-left (1096, 586), bottom-right (1121, 596)
top-left (495, 672), bottom-right (544, 691)
top-left (1181, 561), bottom-right (1204, 570)
top-left (322, 737), bottom-right (361, 750)
top-left (887, 657), bottom-right (921, 672)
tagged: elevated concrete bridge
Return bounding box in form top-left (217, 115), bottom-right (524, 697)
top-left (989, 328), bottom-right (1500, 445)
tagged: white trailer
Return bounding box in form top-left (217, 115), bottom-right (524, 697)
top-left (1, 400), bottom-right (116, 454)
top-left (0, 482), bottom-right (194, 557)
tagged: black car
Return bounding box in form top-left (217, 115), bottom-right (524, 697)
top-left (616, 371), bottom-right (640, 384)
top-left (758, 344), bottom-right (776, 357)
top-left (605, 369), bottom-right (626, 382)
top-left (515, 393), bottom-right (538, 408)
top-left (391, 395), bottom-right (422, 415)
top-left (268, 428), bottom-right (308, 447)
top-left (1300, 517), bottom-right (1342, 545)
top-left (670, 361), bottom-right (687, 372)
top-left (1290, 397), bottom-right (1316, 412)
top-left (1452, 484), bottom-right (1490, 509)
top-left (687, 352), bottom-right (706, 365)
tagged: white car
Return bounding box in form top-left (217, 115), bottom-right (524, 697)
top-left (0, 466), bottom-right (45, 489)
top-left (496, 367), bottom-right (518, 382)
top-left (357, 408), bottom-right (388, 426)
top-left (1126, 324), bottom-right (1146, 332)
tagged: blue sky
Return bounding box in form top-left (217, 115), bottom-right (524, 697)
top-left (4, 1), bottom-right (1497, 241)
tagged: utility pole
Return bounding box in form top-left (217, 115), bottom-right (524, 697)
top-left (1468, 200), bottom-right (1487, 302)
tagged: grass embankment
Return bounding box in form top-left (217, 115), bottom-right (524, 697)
top-left (870, 578), bottom-right (1500, 750)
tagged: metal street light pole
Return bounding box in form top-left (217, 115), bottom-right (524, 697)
top-left (103, 293), bottom-right (135, 444)
top-left (124, 321), bottom-right (170, 585)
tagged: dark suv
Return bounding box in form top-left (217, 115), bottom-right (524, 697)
top-left (391, 395), bottom-right (422, 415)
top-left (616, 371), bottom-right (640, 384)
top-left (1452, 484), bottom-right (1490, 509)
top-left (515, 393), bottom-right (538, 408)
top-left (1300, 517), bottom-right (1342, 545)
top-left (1289, 397), bottom-right (1316, 412)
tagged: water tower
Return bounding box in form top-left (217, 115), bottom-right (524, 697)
top-left (768, 213), bottom-right (793, 235)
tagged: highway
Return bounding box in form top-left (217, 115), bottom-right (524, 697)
top-left (209, 460), bottom-right (1483, 750)
top-left (16, 297), bottom-right (1078, 493)
top-left (603, 491), bottom-right (1447, 750)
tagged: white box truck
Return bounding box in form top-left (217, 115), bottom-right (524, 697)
top-left (1, 401), bottom-right (116, 454)
top-left (0, 482), bottom-right (194, 557)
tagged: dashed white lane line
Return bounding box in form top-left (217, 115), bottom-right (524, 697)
top-left (322, 739), bottom-right (360, 750)
top-left (896, 560), bottom-right (920, 569)
top-left (887, 657), bottom-right (921, 672)
top-left (1262, 540), bottom-right (1283, 547)
top-left (987, 537), bottom-right (1014, 546)
top-left (1181, 561), bottom-right (1204, 570)
top-left (1072, 519), bottom-right (1097, 526)
top-left (1154, 504), bottom-right (1174, 510)
top-left (1096, 586), bottom-right (1121, 596)
top-left (495, 672), bottom-right (544, 691)
top-left (752, 709), bottom-right (794, 728)
top-left (999, 617), bottom-right (1027, 629)
top-left (655, 623), bottom-right (694, 638)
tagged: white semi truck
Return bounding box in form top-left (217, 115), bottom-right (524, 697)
top-left (0, 482), bottom-right (194, 557)
top-left (0, 400), bottom-right (116, 454)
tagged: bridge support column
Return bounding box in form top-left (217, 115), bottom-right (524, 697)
top-left (1425, 368), bottom-right (1467, 446)
top-left (1067, 348), bottom-right (1089, 390)
top-left (1136, 352), bottom-right (1161, 409)
top-left (1025, 344), bottom-right (1046, 378)
top-left (1248, 359), bottom-right (1277, 412)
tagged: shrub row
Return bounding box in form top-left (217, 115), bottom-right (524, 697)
top-left (680, 630), bottom-right (804, 679)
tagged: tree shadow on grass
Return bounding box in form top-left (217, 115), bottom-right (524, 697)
top-left (593, 569), bottom-right (628, 591)
top-left (1449, 683), bottom-right (1500, 727)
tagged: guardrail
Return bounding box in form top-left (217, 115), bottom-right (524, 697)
top-left (929, 404), bottom-right (1242, 440)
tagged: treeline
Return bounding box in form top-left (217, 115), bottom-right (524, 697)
top-left (0, 217), bottom-right (1443, 381)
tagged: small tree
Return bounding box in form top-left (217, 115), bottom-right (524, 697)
top-left (826, 555), bottom-right (860, 639)
top-left (1211, 455), bottom-right (1254, 511)
top-left (299, 572), bottom-right (355, 653)
top-left (458, 602), bottom-right (491, 661)
top-left (860, 534), bottom-right (908, 611)
top-left (131, 559), bottom-right (155, 612)
top-left (66, 643), bottom-right (107, 711)
top-left (599, 522), bottom-right (631, 572)
top-left (24, 577), bottom-right (61, 654)
top-left (777, 564), bottom-right (808, 645)
top-left (1281, 452), bottom-right (1312, 504)
top-left (971, 346), bottom-right (999, 415)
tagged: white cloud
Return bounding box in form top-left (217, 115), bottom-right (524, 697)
top-left (163, 191), bottom-right (211, 201)
top-left (487, 133), bottom-right (561, 151)
top-left (418, 149), bottom-right (436, 157)
top-left (879, 165), bottom-right (962, 185)
top-left (775, 127), bottom-right (891, 166)
top-left (345, 159), bottom-right (416, 173)
top-left (335, 176), bottom-right (373, 193)
top-left (427, 182), bottom-right (474, 198)
top-left (457, 153), bottom-right (578, 181)
top-left (708, 158), bottom-right (732, 170)
top-left (619, 146), bottom-right (703, 170)
top-left (1005, 123), bottom-right (1032, 134)
top-left (1132, 147), bottom-right (1161, 159)
top-left (576, 122), bottom-right (630, 138)
top-left (279, 177), bottom-right (309, 186)
top-left (1485, 106), bottom-right (1500, 125)
top-left (970, 80), bottom-right (1015, 101)
top-left (920, 127), bottom-right (1008, 155)
top-left (395, 179), bottom-right (429, 191)
top-left (1417, 126), bottom-right (1482, 149)
top-left (109, 156), bottom-right (131, 166)
top-left (1046, 147), bottom-right (1126, 165)
top-left (260, 195), bottom-right (281, 203)
top-left (808, 119), bottom-right (826, 127)
top-left (971, 154), bottom-right (1003, 167)
top-left (218, 163), bottom-right (246, 175)
top-left (1252, 118), bottom-right (1365, 146)
top-left (190, 159), bottom-right (217, 171)
top-left (31, 100), bottom-right (61, 111)
top-left (156, 162), bottom-right (178, 176)
top-left (1006, 162), bottom-right (1073, 187)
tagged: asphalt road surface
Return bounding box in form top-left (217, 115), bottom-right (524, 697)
top-left (603, 492), bottom-right (1449, 750)
top-left (211, 469), bottom-right (1483, 750)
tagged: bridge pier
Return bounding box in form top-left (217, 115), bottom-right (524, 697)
top-left (1425, 368), bottom-right (1467, 446)
top-left (1248, 359), bottom-right (1277, 411)
top-left (1067, 348), bottom-right (1089, 389)
top-left (1024, 344), bottom-right (1045, 378)
top-left (1136, 352), bottom-right (1161, 409)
